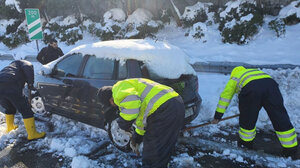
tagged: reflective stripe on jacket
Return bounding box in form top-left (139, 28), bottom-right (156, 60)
top-left (216, 68), bottom-right (271, 114)
top-left (112, 78), bottom-right (179, 135)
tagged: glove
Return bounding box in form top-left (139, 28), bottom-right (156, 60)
top-left (131, 132), bottom-right (143, 145)
top-left (29, 87), bottom-right (38, 95)
top-left (211, 119), bottom-right (220, 124)
top-left (130, 132), bottom-right (143, 156)
top-left (27, 84), bottom-right (35, 90)
top-left (214, 111), bottom-right (224, 120)
top-left (117, 117), bottom-right (134, 132)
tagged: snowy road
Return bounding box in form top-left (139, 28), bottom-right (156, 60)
top-left (1, 71), bottom-right (300, 167)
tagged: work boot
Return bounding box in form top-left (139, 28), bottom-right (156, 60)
top-left (23, 117), bottom-right (46, 140)
top-left (5, 114), bottom-right (18, 133)
top-left (282, 146), bottom-right (298, 159)
top-left (238, 139), bottom-right (253, 149)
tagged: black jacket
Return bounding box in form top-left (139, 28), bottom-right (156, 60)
top-left (0, 60), bottom-right (34, 89)
top-left (37, 45), bottom-right (64, 64)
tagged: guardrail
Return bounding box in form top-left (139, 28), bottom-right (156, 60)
top-left (24, 55), bottom-right (37, 62)
top-left (191, 61), bottom-right (300, 74)
top-left (0, 54), bottom-right (14, 60)
top-left (0, 54), bottom-right (37, 62)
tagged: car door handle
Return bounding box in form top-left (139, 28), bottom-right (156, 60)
top-left (62, 79), bottom-right (73, 87)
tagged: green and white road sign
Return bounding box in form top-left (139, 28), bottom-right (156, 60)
top-left (25, 8), bottom-right (43, 40)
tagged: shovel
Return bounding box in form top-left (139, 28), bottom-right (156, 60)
top-left (184, 114), bottom-right (240, 131)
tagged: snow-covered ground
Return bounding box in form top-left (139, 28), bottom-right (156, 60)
top-left (1, 69), bottom-right (300, 167)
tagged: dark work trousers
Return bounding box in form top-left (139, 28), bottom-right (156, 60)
top-left (142, 96), bottom-right (185, 168)
top-left (0, 82), bottom-right (34, 119)
top-left (238, 78), bottom-right (294, 135)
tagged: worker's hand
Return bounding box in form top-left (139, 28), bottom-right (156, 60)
top-left (131, 132), bottom-right (143, 146)
top-left (117, 117), bottom-right (134, 132)
top-left (27, 84), bottom-right (35, 90)
top-left (31, 88), bottom-right (38, 94)
top-left (130, 132), bottom-right (143, 156)
top-left (211, 119), bottom-right (220, 124)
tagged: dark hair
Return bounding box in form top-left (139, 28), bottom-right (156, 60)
top-left (97, 86), bottom-right (113, 107)
top-left (49, 39), bottom-right (58, 44)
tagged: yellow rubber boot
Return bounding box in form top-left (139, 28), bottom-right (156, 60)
top-left (5, 114), bottom-right (18, 133)
top-left (23, 117), bottom-right (46, 140)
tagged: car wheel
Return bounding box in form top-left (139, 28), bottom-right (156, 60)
top-left (107, 118), bottom-right (132, 153)
top-left (31, 96), bottom-right (48, 116)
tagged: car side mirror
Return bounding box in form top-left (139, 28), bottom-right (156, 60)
top-left (39, 70), bottom-right (45, 76)
top-left (50, 69), bottom-right (58, 78)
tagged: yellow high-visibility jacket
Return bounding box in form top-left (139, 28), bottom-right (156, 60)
top-left (112, 78), bottom-right (179, 135)
top-left (215, 66), bottom-right (271, 118)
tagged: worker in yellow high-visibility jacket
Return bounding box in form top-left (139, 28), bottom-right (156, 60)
top-left (97, 78), bottom-right (185, 167)
top-left (212, 66), bottom-right (298, 157)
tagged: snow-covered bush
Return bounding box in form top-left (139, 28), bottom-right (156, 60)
top-left (104, 8), bottom-right (126, 23)
top-left (43, 23), bottom-right (59, 43)
top-left (192, 25), bottom-right (205, 40)
top-left (0, 0), bottom-right (22, 19)
top-left (60, 27), bottom-right (83, 45)
top-left (43, 15), bottom-right (83, 45)
top-left (125, 8), bottom-right (163, 39)
top-left (2, 20), bottom-right (29, 48)
top-left (181, 2), bottom-right (215, 41)
top-left (133, 20), bottom-right (163, 39)
top-left (181, 2), bottom-right (213, 28)
top-left (159, 8), bottom-right (172, 24)
top-left (268, 19), bottom-right (286, 38)
top-left (101, 8), bottom-right (126, 41)
top-left (188, 22), bottom-right (207, 42)
top-left (208, 5), bottom-right (222, 25)
top-left (279, 0), bottom-right (300, 25)
top-left (219, 0), bottom-right (263, 45)
top-left (0, 0), bottom-right (28, 48)
top-left (87, 22), bottom-right (102, 38)
top-left (101, 24), bottom-right (123, 40)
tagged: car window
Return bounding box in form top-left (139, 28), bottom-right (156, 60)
top-left (54, 53), bottom-right (83, 77)
top-left (83, 56), bottom-right (114, 79)
top-left (118, 61), bottom-right (127, 79)
top-left (140, 63), bottom-right (163, 80)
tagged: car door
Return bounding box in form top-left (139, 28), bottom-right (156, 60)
top-left (70, 55), bottom-right (120, 127)
top-left (37, 53), bottom-right (85, 117)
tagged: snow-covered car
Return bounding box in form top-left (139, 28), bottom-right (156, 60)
top-left (34, 39), bottom-right (202, 151)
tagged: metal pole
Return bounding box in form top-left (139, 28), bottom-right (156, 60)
top-left (183, 114), bottom-right (240, 131)
top-left (36, 40), bottom-right (39, 52)
top-left (28, 88), bottom-right (32, 104)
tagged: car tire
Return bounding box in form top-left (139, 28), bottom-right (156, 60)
top-left (31, 96), bottom-right (47, 115)
top-left (107, 118), bottom-right (132, 153)
top-left (30, 90), bottom-right (51, 117)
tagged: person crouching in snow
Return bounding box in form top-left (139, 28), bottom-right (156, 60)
top-left (211, 66), bottom-right (298, 157)
top-left (97, 78), bottom-right (185, 167)
top-left (0, 60), bottom-right (45, 140)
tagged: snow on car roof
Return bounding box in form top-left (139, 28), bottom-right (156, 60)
top-left (45, 39), bottom-right (195, 79)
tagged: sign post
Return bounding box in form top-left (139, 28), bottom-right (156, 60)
top-left (25, 8), bottom-right (43, 52)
